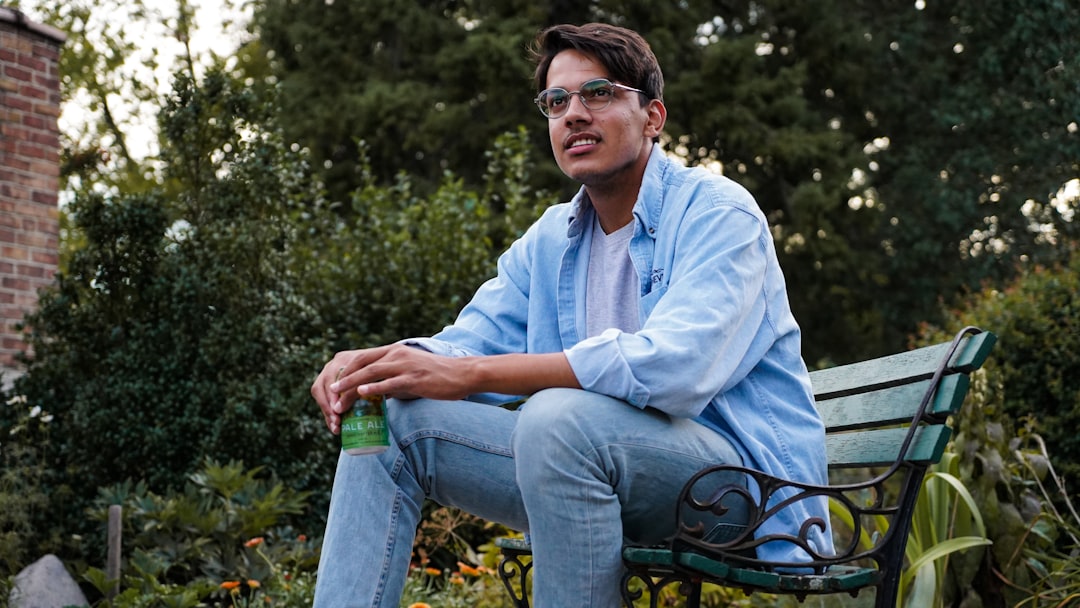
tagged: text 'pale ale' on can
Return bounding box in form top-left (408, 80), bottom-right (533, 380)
top-left (341, 394), bottom-right (390, 455)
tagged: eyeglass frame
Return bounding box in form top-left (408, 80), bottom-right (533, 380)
top-left (533, 78), bottom-right (647, 119)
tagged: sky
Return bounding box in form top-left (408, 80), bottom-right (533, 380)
top-left (54, 0), bottom-right (252, 163)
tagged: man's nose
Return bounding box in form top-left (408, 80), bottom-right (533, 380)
top-left (562, 93), bottom-right (591, 120)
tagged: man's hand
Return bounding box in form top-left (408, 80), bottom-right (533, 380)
top-left (311, 345), bottom-right (580, 434)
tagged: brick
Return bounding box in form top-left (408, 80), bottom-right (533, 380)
top-left (32, 102), bottom-right (60, 118)
top-left (30, 251), bottom-right (57, 266)
top-left (1, 277), bottom-right (31, 291)
top-left (19, 83), bottom-right (46, 100)
top-left (4, 64), bottom-right (31, 82)
top-left (4, 95), bottom-right (30, 112)
top-left (18, 54), bottom-right (45, 73)
top-left (1, 16), bottom-right (63, 375)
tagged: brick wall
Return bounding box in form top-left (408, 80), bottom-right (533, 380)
top-left (0, 9), bottom-right (65, 383)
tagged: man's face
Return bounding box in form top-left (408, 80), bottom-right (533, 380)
top-left (544, 50), bottom-right (662, 188)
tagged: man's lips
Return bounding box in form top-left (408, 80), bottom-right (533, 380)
top-left (564, 133), bottom-right (600, 151)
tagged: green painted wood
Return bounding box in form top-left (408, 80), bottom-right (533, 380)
top-left (716, 563), bottom-right (782, 587)
top-left (674, 551), bottom-right (734, 579)
top-left (495, 537), bottom-right (532, 552)
top-left (777, 566), bottom-right (879, 592)
top-left (622, 546), bottom-right (676, 568)
top-left (810, 332), bottom-right (996, 398)
top-left (826, 425), bottom-right (952, 468)
top-left (631, 548), bottom-right (879, 595)
top-left (816, 374), bottom-right (969, 432)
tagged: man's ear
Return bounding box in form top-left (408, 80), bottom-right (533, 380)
top-left (643, 99), bottom-right (667, 139)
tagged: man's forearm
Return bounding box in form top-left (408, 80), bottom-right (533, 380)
top-left (464, 352), bottom-right (581, 397)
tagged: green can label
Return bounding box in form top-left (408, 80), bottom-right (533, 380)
top-left (341, 395), bottom-right (389, 455)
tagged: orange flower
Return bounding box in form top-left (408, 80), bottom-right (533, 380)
top-left (297, 534), bottom-right (307, 542)
top-left (457, 561), bottom-right (482, 577)
top-left (449, 572), bottom-right (465, 585)
top-left (423, 567), bottom-right (442, 577)
top-left (220, 580), bottom-right (241, 593)
top-left (244, 537), bottom-right (265, 548)
top-left (407, 604), bottom-right (432, 608)
top-left (247, 579), bottom-right (261, 588)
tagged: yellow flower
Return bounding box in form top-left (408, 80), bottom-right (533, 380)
top-left (244, 537), bottom-right (265, 548)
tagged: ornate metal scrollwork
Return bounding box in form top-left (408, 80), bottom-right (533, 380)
top-left (621, 568), bottom-right (701, 608)
top-left (497, 548), bottom-right (533, 608)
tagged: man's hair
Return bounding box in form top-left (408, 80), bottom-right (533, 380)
top-left (530, 23), bottom-right (664, 104)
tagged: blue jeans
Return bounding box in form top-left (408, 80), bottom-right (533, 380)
top-left (313, 388), bottom-right (746, 608)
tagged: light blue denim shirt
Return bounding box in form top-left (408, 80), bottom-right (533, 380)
top-left (407, 144), bottom-right (832, 562)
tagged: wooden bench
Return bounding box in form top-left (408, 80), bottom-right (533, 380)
top-left (496, 326), bottom-right (997, 607)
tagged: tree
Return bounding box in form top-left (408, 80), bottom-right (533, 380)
top-left (857, 0), bottom-right (1080, 356)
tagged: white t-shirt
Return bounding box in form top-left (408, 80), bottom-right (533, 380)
top-left (585, 215), bottom-right (640, 338)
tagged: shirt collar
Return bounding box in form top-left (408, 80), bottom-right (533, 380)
top-left (566, 144), bottom-right (669, 238)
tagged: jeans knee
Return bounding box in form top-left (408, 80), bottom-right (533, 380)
top-left (511, 389), bottom-right (619, 472)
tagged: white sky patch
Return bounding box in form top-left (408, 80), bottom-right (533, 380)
top-left (53, 0), bottom-right (252, 163)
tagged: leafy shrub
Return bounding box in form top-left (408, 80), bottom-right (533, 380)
top-left (0, 395), bottom-right (59, 578)
top-left (918, 251), bottom-right (1080, 606)
top-left (2, 71), bottom-right (335, 564)
top-left (82, 459), bottom-right (318, 607)
top-left (923, 253), bottom-right (1080, 492)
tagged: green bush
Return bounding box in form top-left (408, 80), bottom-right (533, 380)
top-left (79, 459), bottom-right (317, 607)
top-left (919, 250), bottom-right (1080, 606)
top-left (2, 71), bottom-right (334, 566)
top-left (925, 253), bottom-right (1080, 491)
top-left (0, 395), bottom-right (58, 578)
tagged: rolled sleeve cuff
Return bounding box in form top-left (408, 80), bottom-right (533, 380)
top-left (565, 330), bottom-right (651, 408)
top-left (396, 337), bottom-right (472, 358)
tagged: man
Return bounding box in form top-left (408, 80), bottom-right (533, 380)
top-left (310, 23), bottom-right (830, 608)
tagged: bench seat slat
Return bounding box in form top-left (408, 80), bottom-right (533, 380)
top-left (826, 425), bottom-right (951, 468)
top-left (816, 374), bottom-right (969, 432)
top-left (623, 548), bottom-right (879, 594)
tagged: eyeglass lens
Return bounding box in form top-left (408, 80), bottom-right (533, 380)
top-left (537, 79), bottom-right (618, 117)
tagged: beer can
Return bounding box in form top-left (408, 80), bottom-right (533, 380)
top-left (341, 394), bottom-right (390, 455)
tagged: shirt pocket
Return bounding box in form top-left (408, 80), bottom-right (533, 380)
top-left (639, 284), bottom-right (668, 319)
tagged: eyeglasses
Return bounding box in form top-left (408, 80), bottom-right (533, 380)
top-left (534, 78), bottom-right (646, 119)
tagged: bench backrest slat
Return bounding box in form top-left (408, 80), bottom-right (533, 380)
top-left (826, 425), bottom-right (952, 468)
top-left (815, 374), bottom-right (969, 432)
top-left (807, 332), bottom-right (995, 471)
top-left (809, 332), bottom-right (996, 399)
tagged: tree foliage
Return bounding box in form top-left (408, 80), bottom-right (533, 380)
top-left (247, 0), bottom-right (1079, 365)
top-left (24, 0), bottom-right (1080, 365)
top-left (859, 0), bottom-right (1080, 356)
